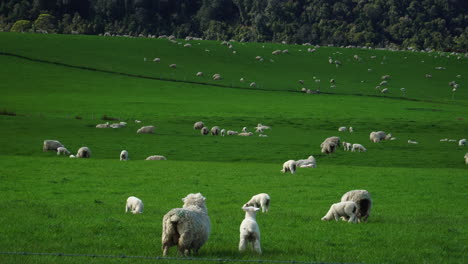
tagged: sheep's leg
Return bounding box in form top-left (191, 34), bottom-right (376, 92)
top-left (333, 211), bottom-right (340, 221)
top-left (162, 245), bottom-right (169, 256)
top-left (253, 239), bottom-right (262, 254)
top-left (239, 238), bottom-right (247, 252)
top-left (348, 214), bottom-right (357, 223)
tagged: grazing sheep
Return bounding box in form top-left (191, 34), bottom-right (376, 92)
top-left (381, 88), bottom-right (388, 93)
top-left (169, 64), bottom-right (177, 68)
top-left (96, 122), bottom-right (110, 128)
top-left (381, 75), bottom-right (391, 80)
top-left (459, 139), bottom-right (466, 146)
top-left (282, 49), bottom-right (289, 54)
top-left (338, 126), bottom-right (347, 132)
top-left (272, 50), bottom-right (281, 55)
top-left (213, 74), bottom-right (222, 80)
top-left (146, 155), bottom-right (167, 160)
top-left (69, 154), bottom-right (76, 158)
top-left (211, 126), bottom-right (220, 136)
top-left (153, 58), bottom-right (160, 62)
top-left (352, 143), bottom-right (367, 152)
top-left (201, 127), bottom-right (209, 135)
top-left (298, 80), bottom-right (304, 84)
top-left (120, 150), bottom-right (129, 161)
top-left (321, 201), bottom-right (358, 223)
top-left (227, 130), bottom-right (238, 135)
top-left (295, 155), bottom-right (316, 168)
top-left (380, 81), bottom-right (388, 86)
top-left (242, 127), bottom-right (248, 133)
top-left (239, 206), bottom-right (262, 254)
top-left (238, 132), bottom-right (253, 136)
top-left (110, 122), bottom-right (126, 128)
top-left (162, 193), bottom-right (210, 256)
top-left (184, 43), bottom-right (191, 47)
top-left (255, 56), bottom-right (262, 60)
top-left (57, 147), bottom-right (71, 156)
top-left (243, 193), bottom-right (270, 213)
top-left (196, 72), bottom-right (203, 77)
top-left (250, 82), bottom-right (256, 88)
top-left (341, 190), bottom-right (372, 222)
top-left (76, 147), bottom-right (91, 158)
top-left (280, 160), bottom-right (296, 174)
top-left (343, 142), bottom-right (352, 151)
top-left (125, 196), bottom-right (143, 214)
top-left (221, 129), bottom-right (226, 137)
top-left (193, 121), bottom-right (204, 130)
top-left (320, 137), bottom-right (340, 154)
top-left (349, 127), bottom-right (354, 133)
top-left (137, 125), bottom-right (155, 134)
top-left (369, 131), bottom-right (388, 143)
top-left (43, 140), bottom-right (64, 152)
top-left (256, 124), bottom-right (271, 131)
top-left (408, 140), bottom-right (418, 144)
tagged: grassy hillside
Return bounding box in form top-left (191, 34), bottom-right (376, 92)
top-left (0, 32), bottom-right (467, 264)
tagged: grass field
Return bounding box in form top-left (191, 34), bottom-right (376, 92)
top-left (0, 32), bottom-right (467, 264)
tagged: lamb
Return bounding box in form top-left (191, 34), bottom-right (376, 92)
top-left (120, 150), bottom-right (129, 161)
top-left (146, 155), bottom-right (167, 160)
top-left (255, 127), bottom-right (263, 133)
top-left (201, 127), bottom-right (209, 135)
top-left (238, 132), bottom-right (253, 136)
top-left (408, 140), bottom-right (418, 144)
top-left (321, 201), bottom-right (358, 223)
top-left (227, 130), bottom-right (238, 135)
top-left (193, 121), bottom-right (204, 130)
top-left (243, 193), bottom-right (270, 213)
top-left (162, 193), bottom-right (210, 256)
top-left (56, 147), bottom-right (71, 156)
top-left (340, 190), bottom-right (372, 222)
top-left (137, 125), bottom-right (155, 134)
top-left (43, 140), bottom-right (64, 152)
top-left (96, 122), bottom-right (110, 128)
top-left (239, 206), bottom-right (262, 254)
top-left (342, 142), bottom-right (352, 151)
top-left (220, 129), bottom-right (226, 136)
top-left (76, 147), bottom-right (91, 158)
top-left (211, 126), bottom-right (220, 136)
top-left (459, 139), bottom-right (466, 146)
top-left (338, 126), bottom-right (347, 132)
top-left (352, 143), bottom-right (367, 152)
top-left (125, 196), bottom-right (143, 214)
top-left (295, 155), bottom-right (316, 168)
top-left (280, 160), bottom-right (296, 174)
top-left (369, 131), bottom-right (388, 143)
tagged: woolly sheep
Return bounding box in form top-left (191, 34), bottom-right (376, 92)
top-left (382, 75), bottom-right (391, 80)
top-left (227, 130), bottom-right (238, 135)
top-left (243, 193), bottom-right (270, 213)
top-left (201, 127), bottom-right (209, 135)
top-left (255, 56), bottom-right (262, 60)
top-left (239, 206), bottom-right (262, 254)
top-left (110, 122), bottom-right (126, 128)
top-left (459, 139), bottom-right (466, 146)
top-left (295, 155), bottom-right (316, 168)
top-left (352, 143), bottom-right (367, 152)
top-left (338, 126), bottom-right (347, 132)
top-left (69, 154), bottom-right (76, 158)
top-left (169, 64), bottom-right (177, 68)
top-left (213, 74), bottom-right (222, 80)
top-left (408, 140), bottom-right (418, 144)
top-left (343, 142), bottom-right (352, 151)
top-left (272, 50), bottom-right (281, 55)
top-left (238, 132), bottom-right (253, 136)
top-left (242, 127), bottom-right (248, 133)
top-left (76, 147), bottom-right (91, 158)
top-left (381, 88), bottom-right (388, 94)
top-left (96, 122), bottom-right (110, 128)
top-left (137, 125), bottom-right (155, 134)
top-left (280, 160), bottom-right (296, 174)
top-left (162, 193), bottom-right (210, 256)
top-left (282, 49), bottom-right (289, 54)
top-left (321, 201), bottom-right (358, 223)
top-left (196, 72), bottom-right (203, 77)
top-left (380, 81), bottom-right (388, 86)
top-left (57, 147), bottom-right (70, 156)
top-left (369, 131), bottom-right (388, 143)
top-left (349, 127), bottom-right (354, 133)
top-left (194, 121), bottom-right (204, 130)
top-left (184, 43), bottom-right (191, 47)
top-left (120, 150), bottom-right (129, 161)
top-left (146, 155), bottom-right (167, 160)
top-left (211, 126), bottom-right (220, 136)
top-left (250, 82), bottom-right (256, 88)
top-left (43, 140), bottom-right (64, 152)
top-left (341, 190), bottom-right (372, 222)
top-left (221, 129), bottom-right (226, 137)
top-left (320, 136), bottom-right (340, 154)
top-left (255, 127), bottom-right (263, 133)
top-left (125, 196), bottom-right (143, 214)
top-left (153, 58), bottom-right (160, 62)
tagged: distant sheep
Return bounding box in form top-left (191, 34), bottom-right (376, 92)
top-left (352, 143), bottom-right (367, 152)
top-left (213, 74), bottom-right (222, 80)
top-left (184, 43), bottom-right (191, 47)
top-left (201, 127), bottom-right (209, 135)
top-left (242, 127), bottom-right (248, 133)
top-left (221, 129), bottom-right (226, 137)
top-left (465, 153), bottom-right (468, 164)
top-left (96, 122), bottom-right (110, 128)
top-left (153, 58), bottom-right (160, 62)
top-left (338, 126), bottom-right (347, 132)
top-left (146, 155), bottom-right (167, 160)
top-left (295, 155), bottom-right (316, 168)
top-left (227, 130), bottom-right (238, 135)
top-left (321, 201), bottom-right (358, 223)
top-left (341, 190), bottom-right (372, 222)
top-left (321, 136), bottom-right (340, 154)
top-left (243, 193), bottom-right (270, 213)
top-left (196, 72), bottom-right (203, 77)
top-left (211, 126), bottom-right (220, 136)
top-left (342, 142), bottom-right (352, 151)
top-left (256, 124), bottom-right (271, 131)
top-left (369, 131), bottom-right (389, 143)
top-left (126, 196), bottom-right (143, 214)
top-left (76, 147), bottom-right (91, 158)
top-left (162, 193), bottom-right (210, 256)
top-left (272, 50), bottom-right (281, 55)
top-left (137, 125), bottom-right (155, 134)
top-left (120, 150), bottom-right (129, 161)
top-left (239, 206), bottom-right (262, 254)
top-left (255, 56), bottom-right (262, 60)
top-left (43, 140), bottom-right (64, 152)
top-left (459, 139), bottom-right (466, 146)
top-left (250, 82), bottom-right (256, 88)
top-left (169, 64), bottom-right (177, 68)
top-left (381, 75), bottom-right (391, 80)
top-left (408, 140), bottom-right (418, 144)
top-left (194, 121), bottom-right (205, 130)
top-left (349, 127), bottom-right (354, 133)
top-left (238, 132), bottom-right (253, 136)
top-left (280, 160), bottom-right (296, 174)
top-left (56, 147), bottom-right (71, 156)
top-left (282, 49), bottom-right (289, 54)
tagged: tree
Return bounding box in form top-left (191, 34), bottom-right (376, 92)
top-left (34, 13), bottom-right (56, 33)
top-left (10, 19), bottom-right (31, 32)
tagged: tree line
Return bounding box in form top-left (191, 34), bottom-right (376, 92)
top-left (1, 0), bottom-right (467, 51)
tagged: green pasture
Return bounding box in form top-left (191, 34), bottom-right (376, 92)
top-left (0, 32), bottom-right (466, 264)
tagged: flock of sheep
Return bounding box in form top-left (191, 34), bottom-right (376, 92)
top-left (193, 121), bottom-right (270, 137)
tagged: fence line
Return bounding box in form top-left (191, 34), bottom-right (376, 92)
top-left (0, 251), bottom-right (369, 264)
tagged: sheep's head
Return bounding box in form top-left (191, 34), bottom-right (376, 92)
top-left (182, 193), bottom-right (207, 208)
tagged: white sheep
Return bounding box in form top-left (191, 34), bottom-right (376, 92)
top-left (242, 127), bottom-right (248, 133)
top-left (465, 153), bottom-right (468, 164)
top-left (341, 190), bottom-right (372, 222)
top-left (184, 43), bottom-right (191, 47)
top-left (69, 154), bottom-right (76, 158)
top-left (238, 132), bottom-right (253, 136)
top-left (342, 142), bottom-right (352, 151)
top-left (120, 150), bottom-right (129, 161)
top-left (153, 58), bottom-right (160, 62)
top-left (381, 88), bottom-right (388, 94)
top-left (256, 124), bottom-right (271, 130)
top-left (369, 131), bottom-right (388, 143)
top-left (240, 77), bottom-right (244, 82)
top-left (280, 160), bottom-right (296, 174)
top-left (211, 126), bottom-right (220, 136)
top-left (321, 201), bottom-right (358, 223)
top-left (169, 64), bottom-right (177, 68)
top-left (220, 129), bottom-right (226, 137)
top-left (56, 147), bottom-right (71, 156)
top-left (459, 139), bottom-right (466, 146)
top-left (146, 155), bottom-right (167, 160)
top-left (250, 82), bottom-right (256, 88)
top-left (76, 147), bottom-right (91, 158)
top-left (43, 140), bottom-right (64, 152)
top-left (239, 206), bottom-right (262, 254)
top-left (137, 125), bottom-right (155, 134)
top-left (196, 72), bottom-right (203, 77)
top-left (255, 56), bottom-right (262, 60)
top-left (349, 127), bottom-right (354, 133)
top-left (352, 143), bottom-right (367, 152)
top-left (96, 122), bottom-right (110, 128)
top-left (320, 137), bottom-right (340, 154)
top-left (338, 126), bottom-right (347, 132)
top-left (125, 196), bottom-right (143, 214)
top-left (135, 120), bottom-right (141, 123)
top-left (201, 127), bottom-right (209, 135)
top-left (110, 122), bottom-right (126, 128)
top-left (193, 121), bottom-right (204, 130)
top-left (162, 193), bottom-right (210, 256)
top-left (213, 74), bottom-right (222, 80)
top-left (272, 50), bottom-right (281, 55)
top-left (227, 130), bottom-right (238, 135)
top-left (243, 193), bottom-right (270, 213)
top-left (408, 140), bottom-right (418, 144)
top-left (255, 127), bottom-right (263, 133)
top-left (295, 155), bottom-right (316, 168)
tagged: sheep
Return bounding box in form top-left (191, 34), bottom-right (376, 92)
top-left (280, 160), bottom-right (296, 174)
top-left (255, 56), bottom-right (262, 61)
top-left (256, 123), bottom-right (272, 130)
top-left (295, 155), bottom-right (316, 168)
top-left (349, 127), bottom-right (354, 133)
top-left (221, 129), bottom-right (226, 137)
top-left (330, 79), bottom-right (335, 84)
top-left (239, 206), bottom-right (262, 254)
top-left (282, 49), bottom-right (289, 54)
top-left (169, 64), bottom-right (177, 68)
top-left (259, 134), bottom-right (268, 137)
top-left (135, 120), bottom-right (141, 123)
top-left (338, 126), bottom-right (347, 132)
top-left (342, 142), bottom-right (352, 151)
top-left (43, 140), bottom-right (64, 152)
top-left (298, 80), bottom-right (304, 84)
top-left (196, 72), bottom-right (203, 77)
top-left (465, 153), bottom-right (468, 164)
top-left (408, 140), bottom-right (418, 144)
top-left (146, 155), bottom-right (167, 160)
top-left (425, 74), bottom-right (432, 78)
top-left (200, 127), bottom-right (209, 135)
top-left (153, 58), bottom-right (160, 62)
top-left (96, 122), bottom-right (110, 128)
top-left (238, 132), bottom-right (253, 136)
top-left (320, 136), bottom-right (340, 154)
top-left (76, 147), bottom-right (91, 158)
top-left (381, 75), bottom-right (391, 80)
top-left (227, 130), bottom-right (238, 136)
top-left (69, 154), bottom-right (76, 158)
top-left (272, 50), bottom-right (281, 55)
top-left (211, 126), bottom-right (220, 136)
top-left (110, 122), bottom-right (126, 128)
top-left (380, 81), bottom-right (388, 86)
top-left (250, 82), bottom-right (256, 88)
top-left (369, 131), bottom-right (388, 143)
top-left (184, 43), bottom-right (191, 47)
top-left (56, 147), bottom-right (71, 156)
top-left (243, 193), bottom-right (270, 213)
top-left (162, 193), bottom-right (210, 256)
top-left (240, 77), bottom-right (245, 82)
top-left (459, 139), bottom-right (466, 146)
top-left (321, 201), bottom-right (358, 223)
top-left (341, 190), bottom-right (372, 222)
top-left (352, 143), bottom-right (367, 152)
top-left (194, 121), bottom-right (204, 130)
top-left (120, 150), bottom-right (129, 161)
top-left (125, 196), bottom-right (143, 214)
top-left (242, 127), bottom-right (248, 133)
top-left (137, 125), bottom-right (155, 134)
top-left (213, 74), bottom-right (222, 80)
top-left (381, 88), bottom-right (388, 94)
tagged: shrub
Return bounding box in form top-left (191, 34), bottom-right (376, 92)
top-left (34, 14), bottom-right (56, 33)
top-left (10, 20), bottom-right (31, 32)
